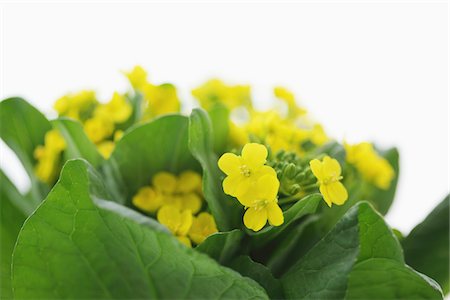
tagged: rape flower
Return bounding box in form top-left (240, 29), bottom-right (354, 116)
top-left (54, 90), bottom-right (97, 120)
top-left (345, 142), bottom-right (394, 189)
top-left (218, 143), bottom-right (276, 199)
top-left (141, 83), bottom-right (180, 117)
top-left (94, 92), bottom-right (132, 124)
top-left (84, 116), bottom-right (114, 144)
top-left (192, 79), bottom-right (251, 110)
top-left (239, 175), bottom-right (284, 231)
top-left (124, 65), bottom-right (148, 89)
top-left (97, 141), bottom-right (115, 159)
top-left (33, 129), bottom-right (66, 184)
top-left (132, 186), bottom-right (163, 213)
top-left (157, 205), bottom-right (193, 247)
top-left (309, 156), bottom-right (348, 207)
top-left (274, 86), bottom-right (307, 118)
top-left (188, 212), bottom-right (218, 244)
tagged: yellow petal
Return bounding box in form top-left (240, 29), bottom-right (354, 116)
top-left (152, 172), bottom-right (177, 193)
top-left (177, 171), bottom-right (202, 193)
top-left (309, 159), bottom-right (324, 181)
top-left (177, 210), bottom-right (193, 236)
top-left (222, 175), bottom-right (241, 197)
top-left (235, 177), bottom-right (252, 198)
top-left (157, 205), bottom-right (180, 234)
top-left (267, 202), bottom-right (284, 226)
top-left (180, 193), bottom-right (202, 214)
top-left (241, 143), bottom-right (268, 169)
top-left (243, 207), bottom-right (267, 232)
top-left (254, 174), bottom-right (280, 200)
top-left (132, 186), bottom-right (162, 213)
top-left (176, 236), bottom-right (192, 248)
top-left (322, 156), bottom-right (342, 177)
top-left (218, 153), bottom-right (241, 176)
top-left (255, 165), bottom-right (277, 178)
top-left (320, 182), bottom-right (348, 206)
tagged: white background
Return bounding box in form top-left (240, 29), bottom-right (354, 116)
top-left (1, 2), bottom-right (448, 234)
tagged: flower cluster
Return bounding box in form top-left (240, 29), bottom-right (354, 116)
top-left (132, 171), bottom-right (217, 247)
top-left (218, 143), bottom-right (284, 231)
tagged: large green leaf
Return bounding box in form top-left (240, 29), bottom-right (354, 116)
top-left (103, 114), bottom-right (200, 204)
top-left (0, 170), bottom-right (27, 299)
top-left (0, 97), bottom-right (51, 201)
top-left (281, 202), bottom-right (443, 299)
top-left (53, 118), bottom-right (103, 167)
top-left (188, 108), bottom-right (242, 231)
top-left (402, 195), bottom-right (449, 294)
top-left (196, 229), bottom-right (244, 265)
top-left (12, 159), bottom-right (268, 299)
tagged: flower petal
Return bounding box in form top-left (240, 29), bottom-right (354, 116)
top-left (267, 202), bottom-right (284, 226)
top-left (153, 172), bottom-right (177, 193)
top-left (243, 207), bottom-right (267, 231)
top-left (180, 193), bottom-right (202, 214)
top-left (218, 153), bottom-right (241, 175)
top-left (241, 143), bottom-right (268, 169)
top-left (177, 210), bottom-right (193, 236)
top-left (320, 182), bottom-right (348, 206)
top-left (254, 174), bottom-right (280, 200)
top-left (222, 175), bottom-right (241, 197)
top-left (322, 156), bottom-right (342, 177)
top-left (309, 159), bottom-right (323, 181)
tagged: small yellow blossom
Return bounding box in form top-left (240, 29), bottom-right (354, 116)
top-left (310, 156), bottom-right (348, 207)
top-left (33, 129), bottom-right (66, 184)
top-left (188, 212), bottom-right (218, 244)
top-left (192, 79), bottom-right (251, 110)
top-left (141, 83), bottom-right (180, 117)
top-left (218, 143), bottom-right (276, 199)
top-left (124, 65), bottom-right (148, 89)
top-left (240, 175), bottom-right (284, 231)
top-left (97, 141), bottom-right (115, 159)
top-left (54, 90), bottom-right (97, 120)
top-left (84, 116), bottom-right (114, 144)
top-left (132, 186), bottom-right (163, 213)
top-left (94, 92), bottom-right (132, 123)
top-left (274, 86), bottom-right (307, 118)
top-left (345, 142), bottom-right (394, 190)
top-left (157, 205), bottom-right (193, 247)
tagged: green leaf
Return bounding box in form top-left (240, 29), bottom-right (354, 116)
top-left (402, 195), bottom-right (449, 294)
top-left (196, 229), bottom-right (244, 265)
top-left (12, 159), bottom-right (269, 299)
top-left (281, 202), bottom-right (443, 299)
top-left (188, 108), bottom-right (242, 231)
top-left (104, 114), bottom-right (200, 204)
top-left (250, 193), bottom-right (322, 247)
top-left (229, 256), bottom-right (283, 299)
top-left (0, 170), bottom-right (27, 299)
top-left (207, 104), bottom-right (230, 154)
top-left (53, 118), bottom-right (103, 167)
top-left (0, 97), bottom-right (51, 201)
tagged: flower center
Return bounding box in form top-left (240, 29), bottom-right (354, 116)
top-left (322, 174), bottom-right (343, 185)
top-left (254, 199), bottom-right (270, 210)
top-left (240, 164), bottom-right (251, 177)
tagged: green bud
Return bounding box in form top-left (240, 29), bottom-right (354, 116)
top-left (284, 163), bottom-right (297, 179)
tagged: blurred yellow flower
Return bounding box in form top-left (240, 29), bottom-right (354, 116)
top-left (124, 65), bottom-right (148, 89)
top-left (157, 205), bottom-right (193, 247)
top-left (94, 92), bottom-right (132, 124)
top-left (218, 143), bottom-right (276, 199)
top-left (310, 156), bottom-right (348, 207)
top-left (97, 141), bottom-right (115, 159)
top-left (132, 186), bottom-right (163, 213)
top-left (240, 175), bottom-right (284, 231)
top-left (345, 142), bottom-right (394, 190)
top-left (84, 116), bottom-right (114, 144)
top-left (54, 90), bottom-right (97, 120)
top-left (188, 212), bottom-right (218, 244)
top-left (33, 129), bottom-right (66, 184)
top-left (192, 79), bottom-right (251, 110)
top-left (274, 86), bottom-right (307, 118)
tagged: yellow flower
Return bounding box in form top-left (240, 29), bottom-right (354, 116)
top-left (151, 171), bottom-right (203, 214)
top-left (95, 92), bottom-right (132, 124)
top-left (97, 141), bottom-right (115, 159)
top-left (44, 129), bottom-right (66, 153)
top-left (124, 65), bottom-right (148, 89)
top-left (192, 79), bottom-right (251, 110)
top-left (345, 142), bottom-right (394, 190)
top-left (228, 121), bottom-right (249, 147)
top-left (240, 175), bottom-right (284, 232)
top-left (310, 156), bottom-right (348, 207)
top-left (188, 212), bottom-right (218, 244)
top-left (54, 90), bottom-right (97, 120)
top-left (84, 116), bottom-right (114, 144)
top-left (157, 205), bottom-right (193, 247)
top-left (33, 130), bottom-right (66, 184)
top-left (132, 186), bottom-right (163, 213)
top-left (310, 124), bottom-right (328, 146)
top-left (274, 86), bottom-right (307, 118)
top-left (218, 143), bottom-right (276, 198)
top-left (140, 83), bottom-right (180, 118)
